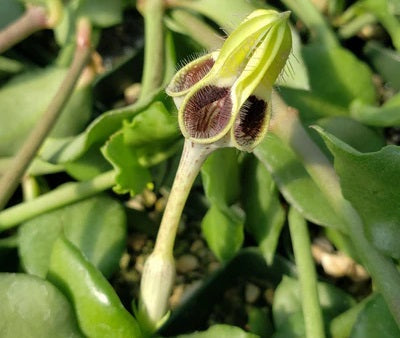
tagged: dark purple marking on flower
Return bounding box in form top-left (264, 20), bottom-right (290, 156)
top-left (234, 95), bottom-right (267, 147)
top-left (172, 57), bottom-right (215, 93)
top-left (184, 85), bottom-right (232, 139)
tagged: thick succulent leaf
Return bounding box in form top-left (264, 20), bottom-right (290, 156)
top-left (351, 93), bottom-right (400, 127)
top-left (40, 90), bottom-right (172, 163)
top-left (0, 0), bottom-right (23, 29)
top-left (247, 307), bottom-right (274, 337)
top-left (0, 67), bottom-right (92, 156)
top-left (0, 273), bottom-right (83, 338)
top-left (242, 156), bottom-right (285, 264)
top-left (177, 324), bottom-right (258, 338)
top-left (280, 87), bottom-right (348, 122)
top-left (201, 148), bottom-right (241, 207)
top-left (302, 44), bottom-right (376, 107)
top-left (316, 128), bottom-right (400, 259)
top-left (0, 56), bottom-right (24, 79)
top-left (364, 41), bottom-right (400, 90)
top-left (330, 295), bottom-right (373, 338)
top-left (254, 134), bottom-right (343, 229)
top-left (316, 116), bottom-right (385, 153)
top-left (64, 147), bottom-right (112, 181)
top-left (350, 294), bottom-right (400, 337)
top-left (273, 276), bottom-right (355, 334)
top-left (48, 236), bottom-right (142, 338)
top-left (201, 204), bottom-right (244, 262)
top-left (19, 195), bottom-right (126, 278)
top-left (55, 0), bottom-right (123, 45)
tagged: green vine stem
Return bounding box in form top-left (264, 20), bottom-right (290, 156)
top-left (289, 207), bottom-right (325, 338)
top-left (139, 139), bottom-right (216, 330)
top-left (0, 170), bottom-right (115, 232)
top-left (0, 234), bottom-right (18, 249)
top-left (168, 0), bottom-right (258, 31)
top-left (338, 13), bottom-right (376, 39)
top-left (169, 9), bottom-right (223, 50)
top-left (270, 91), bottom-right (400, 327)
top-left (138, 0), bottom-right (165, 100)
top-left (0, 6), bottom-right (49, 54)
top-left (280, 0), bottom-right (338, 47)
top-left (0, 18), bottom-right (92, 210)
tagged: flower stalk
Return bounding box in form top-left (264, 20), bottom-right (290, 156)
top-left (139, 9), bottom-right (292, 331)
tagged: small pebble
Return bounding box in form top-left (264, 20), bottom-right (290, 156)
top-left (264, 288), bottom-right (274, 305)
top-left (130, 233), bottom-right (147, 252)
top-left (245, 283), bottom-right (261, 304)
top-left (135, 255), bottom-right (146, 274)
top-left (207, 261), bottom-right (221, 273)
top-left (176, 254), bottom-right (199, 274)
top-left (169, 284), bottom-right (185, 309)
top-left (119, 252), bottom-right (130, 270)
top-left (190, 239), bottom-right (204, 253)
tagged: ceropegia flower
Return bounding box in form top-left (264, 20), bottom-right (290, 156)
top-left (166, 9), bottom-right (292, 151)
top-left (139, 10), bottom-right (293, 333)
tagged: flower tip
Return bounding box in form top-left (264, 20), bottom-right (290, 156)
top-left (280, 11), bottom-right (291, 20)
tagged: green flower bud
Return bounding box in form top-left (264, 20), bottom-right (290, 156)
top-left (167, 9), bottom-right (292, 151)
top-left (138, 252), bottom-right (175, 333)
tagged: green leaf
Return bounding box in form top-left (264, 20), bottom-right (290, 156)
top-left (350, 294), bottom-right (400, 338)
top-left (40, 90), bottom-right (171, 163)
top-left (77, 0), bottom-right (122, 27)
top-left (330, 295), bottom-right (373, 338)
top-left (55, 0), bottom-right (123, 45)
top-left (101, 100), bottom-right (180, 194)
top-left (201, 148), bottom-right (244, 261)
top-left (19, 195), bottom-right (126, 278)
top-left (351, 93), bottom-right (400, 127)
top-left (48, 236), bottom-right (142, 338)
top-left (0, 56), bottom-right (24, 79)
top-left (273, 276), bottom-right (355, 333)
top-left (302, 44), bottom-right (376, 107)
top-left (0, 67), bottom-right (92, 157)
top-left (0, 0), bottom-right (23, 29)
top-left (316, 128), bottom-right (400, 259)
top-left (121, 101), bottom-right (181, 166)
top-left (247, 307), bottom-right (274, 338)
top-left (0, 273), bottom-right (83, 338)
top-left (364, 41), bottom-right (400, 90)
top-left (176, 324), bottom-right (258, 338)
top-left (316, 116), bottom-right (385, 152)
top-left (65, 147), bottom-right (112, 181)
top-left (201, 148), bottom-right (241, 207)
top-left (242, 156), bottom-right (285, 264)
top-left (201, 204), bottom-right (244, 262)
top-left (280, 87), bottom-right (349, 122)
top-left (272, 311), bottom-right (305, 338)
top-left (102, 133), bottom-right (152, 195)
top-left (254, 133), bottom-right (343, 229)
